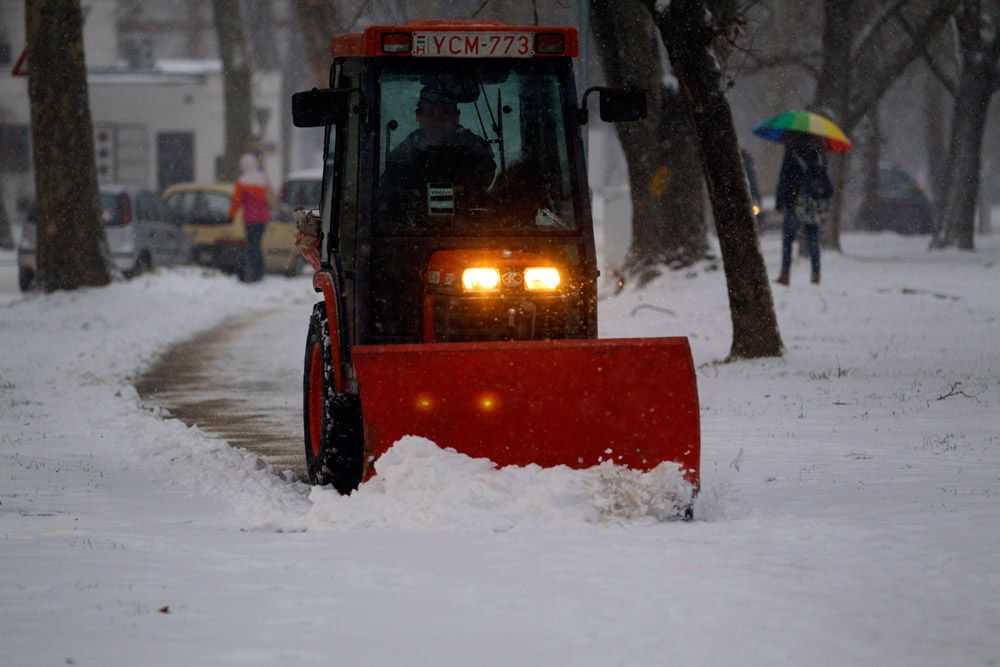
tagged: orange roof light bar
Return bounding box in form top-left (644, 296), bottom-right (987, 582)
top-left (331, 21), bottom-right (579, 58)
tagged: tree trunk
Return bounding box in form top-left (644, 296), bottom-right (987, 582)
top-left (212, 0), bottom-right (255, 181)
top-left (293, 0), bottom-right (343, 87)
top-left (590, 0), bottom-right (706, 284)
top-left (811, 0), bottom-right (959, 248)
top-left (933, 2), bottom-right (1000, 251)
top-left (26, 0), bottom-right (108, 291)
top-left (0, 182), bottom-right (13, 250)
top-left (812, 0), bottom-right (854, 251)
top-left (856, 110), bottom-right (882, 231)
top-left (643, 0), bottom-right (782, 359)
top-left (245, 0), bottom-right (280, 71)
top-left (924, 68), bottom-right (950, 214)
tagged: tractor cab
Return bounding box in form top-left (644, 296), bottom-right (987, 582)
top-left (292, 22), bottom-right (698, 514)
top-left (295, 22), bottom-right (643, 355)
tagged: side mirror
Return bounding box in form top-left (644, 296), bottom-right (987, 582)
top-left (292, 88), bottom-right (351, 128)
top-left (578, 86), bottom-right (647, 125)
top-left (598, 87), bottom-right (647, 123)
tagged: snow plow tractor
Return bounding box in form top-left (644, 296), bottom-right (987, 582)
top-left (292, 20), bottom-right (700, 511)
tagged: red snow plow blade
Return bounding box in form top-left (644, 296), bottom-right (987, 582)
top-left (351, 337), bottom-right (700, 486)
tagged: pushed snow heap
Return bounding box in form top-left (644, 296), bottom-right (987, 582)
top-left (299, 438), bottom-right (696, 530)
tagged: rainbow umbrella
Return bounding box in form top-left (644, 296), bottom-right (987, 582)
top-left (752, 110), bottom-right (852, 153)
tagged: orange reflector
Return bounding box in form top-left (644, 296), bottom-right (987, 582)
top-left (381, 32), bottom-right (411, 54)
top-left (534, 33), bottom-right (565, 54)
top-left (476, 392), bottom-right (500, 412)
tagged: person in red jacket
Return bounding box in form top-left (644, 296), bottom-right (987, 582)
top-left (229, 153), bottom-right (273, 282)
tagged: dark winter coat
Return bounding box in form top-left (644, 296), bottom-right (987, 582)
top-left (382, 126), bottom-right (496, 195)
top-left (775, 143), bottom-right (833, 213)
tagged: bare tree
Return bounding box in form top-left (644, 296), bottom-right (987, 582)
top-left (931, 0), bottom-right (1000, 250)
top-left (590, 0), bottom-right (707, 285)
top-left (293, 0), bottom-right (344, 86)
top-left (212, 0), bottom-right (255, 181)
top-left (0, 181), bottom-right (12, 250)
top-left (26, 0), bottom-right (108, 291)
top-left (812, 0), bottom-right (960, 249)
top-left (245, 0), bottom-right (280, 71)
top-left (641, 0), bottom-right (783, 359)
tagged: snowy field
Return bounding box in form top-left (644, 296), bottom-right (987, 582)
top-left (1, 233), bottom-right (998, 665)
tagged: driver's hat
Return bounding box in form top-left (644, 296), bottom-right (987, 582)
top-left (417, 86), bottom-right (459, 113)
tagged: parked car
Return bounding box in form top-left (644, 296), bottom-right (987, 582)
top-left (162, 181), bottom-right (304, 277)
top-left (279, 168), bottom-right (323, 212)
top-left (17, 186), bottom-right (191, 292)
top-left (261, 213), bottom-right (306, 277)
top-left (873, 167), bottom-right (933, 235)
top-left (741, 149), bottom-right (771, 230)
top-left (100, 186), bottom-right (193, 275)
top-left (263, 169), bottom-right (323, 277)
top-left (16, 204), bottom-right (38, 291)
top-left (163, 182), bottom-right (245, 274)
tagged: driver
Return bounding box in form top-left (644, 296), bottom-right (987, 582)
top-left (381, 86), bottom-right (497, 211)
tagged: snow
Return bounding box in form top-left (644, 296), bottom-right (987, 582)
top-left (2, 232), bottom-right (1000, 665)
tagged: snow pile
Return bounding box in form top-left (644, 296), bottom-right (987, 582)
top-left (3, 233), bottom-right (1000, 666)
top-left (298, 437), bottom-right (693, 531)
top-left (0, 269), bottom-right (316, 531)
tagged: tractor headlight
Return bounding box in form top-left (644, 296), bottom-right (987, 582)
top-left (524, 267), bottom-right (561, 291)
top-left (462, 267), bottom-right (500, 292)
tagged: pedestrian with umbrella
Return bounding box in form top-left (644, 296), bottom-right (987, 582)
top-left (753, 110), bottom-right (851, 285)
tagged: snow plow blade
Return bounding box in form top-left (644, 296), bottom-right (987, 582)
top-left (351, 337), bottom-right (699, 485)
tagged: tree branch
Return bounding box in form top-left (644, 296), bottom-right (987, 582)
top-left (896, 12), bottom-right (958, 97)
top-left (846, 0), bottom-right (961, 130)
top-left (735, 48), bottom-right (823, 78)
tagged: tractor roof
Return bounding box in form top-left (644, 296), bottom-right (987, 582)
top-left (331, 20), bottom-right (579, 59)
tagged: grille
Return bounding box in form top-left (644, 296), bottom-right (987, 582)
top-left (430, 294), bottom-right (585, 342)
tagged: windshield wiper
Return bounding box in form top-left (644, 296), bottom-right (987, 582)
top-left (474, 77), bottom-right (507, 196)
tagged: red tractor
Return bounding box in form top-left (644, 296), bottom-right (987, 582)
top-left (292, 20), bottom-right (700, 513)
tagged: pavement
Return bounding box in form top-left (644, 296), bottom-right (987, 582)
top-left (135, 305), bottom-right (310, 479)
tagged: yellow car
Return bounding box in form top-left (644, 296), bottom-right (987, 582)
top-left (261, 210), bottom-right (306, 277)
top-left (162, 182), bottom-right (304, 276)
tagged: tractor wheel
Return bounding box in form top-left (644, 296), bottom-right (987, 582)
top-left (303, 302), bottom-right (364, 493)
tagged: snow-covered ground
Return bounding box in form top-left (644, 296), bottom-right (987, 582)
top-left (1, 233), bottom-right (998, 665)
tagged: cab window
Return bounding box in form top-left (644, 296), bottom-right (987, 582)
top-left (374, 59), bottom-right (578, 235)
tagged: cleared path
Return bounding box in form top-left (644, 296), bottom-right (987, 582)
top-left (136, 304), bottom-right (312, 478)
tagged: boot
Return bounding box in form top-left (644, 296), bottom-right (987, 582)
top-left (775, 272), bottom-right (789, 285)
top-left (811, 272), bottom-right (820, 284)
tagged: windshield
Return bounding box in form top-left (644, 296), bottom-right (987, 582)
top-left (282, 178), bottom-right (323, 209)
top-left (375, 59), bottom-right (578, 235)
top-left (164, 189), bottom-right (232, 225)
top-left (100, 192), bottom-right (129, 226)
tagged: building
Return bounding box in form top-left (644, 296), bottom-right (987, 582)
top-left (0, 1), bottom-right (286, 223)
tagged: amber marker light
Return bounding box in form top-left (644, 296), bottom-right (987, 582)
top-left (381, 32), bottom-right (411, 53)
top-left (414, 393), bottom-right (435, 412)
top-left (476, 392), bottom-right (500, 412)
top-left (534, 32), bottom-right (565, 54)
top-left (462, 267), bottom-right (500, 292)
top-left (523, 267), bottom-right (561, 291)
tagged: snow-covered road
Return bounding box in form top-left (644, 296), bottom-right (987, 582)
top-left (2, 233), bottom-right (999, 665)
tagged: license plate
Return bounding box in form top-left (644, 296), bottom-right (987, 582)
top-left (412, 31), bottom-right (533, 58)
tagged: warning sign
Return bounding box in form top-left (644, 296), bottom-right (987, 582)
top-left (12, 48), bottom-right (28, 77)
